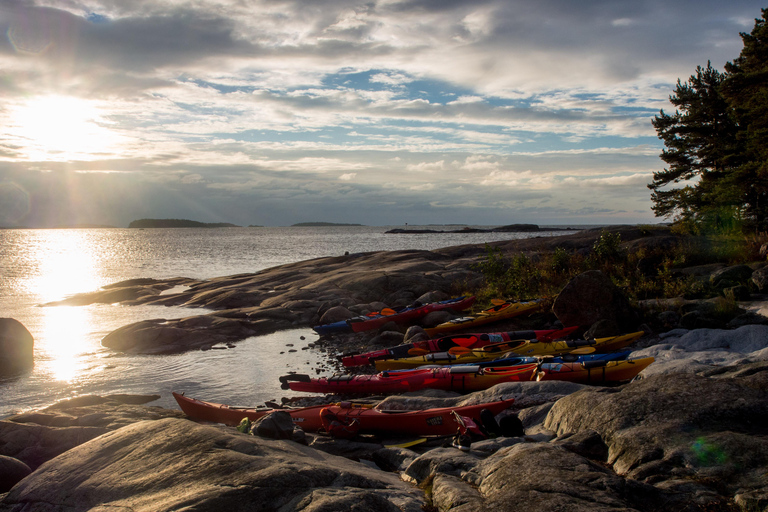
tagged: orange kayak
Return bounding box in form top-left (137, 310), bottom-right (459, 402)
top-left (425, 299), bottom-right (547, 336)
top-left (172, 391), bottom-right (515, 436)
top-left (536, 357), bottom-right (655, 384)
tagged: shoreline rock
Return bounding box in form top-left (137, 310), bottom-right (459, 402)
top-left (385, 223), bottom-right (574, 234)
top-left (3, 353), bottom-right (768, 511)
top-left (0, 319), bottom-right (34, 377)
top-left (38, 225), bottom-right (696, 354)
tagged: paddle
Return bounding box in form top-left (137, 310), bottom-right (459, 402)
top-left (449, 342), bottom-right (595, 357)
top-left (448, 339), bottom-right (528, 355)
top-left (407, 347), bottom-right (430, 356)
top-left (490, 298), bottom-right (508, 305)
top-left (385, 437), bottom-right (428, 448)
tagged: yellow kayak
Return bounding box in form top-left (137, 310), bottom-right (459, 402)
top-left (424, 299), bottom-right (547, 336)
top-left (374, 331), bottom-right (644, 371)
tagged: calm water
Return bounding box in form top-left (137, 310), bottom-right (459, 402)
top-left (0, 225), bottom-right (575, 418)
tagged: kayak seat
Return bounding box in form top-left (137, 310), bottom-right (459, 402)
top-left (329, 375), bottom-right (356, 382)
top-left (450, 365), bottom-right (480, 374)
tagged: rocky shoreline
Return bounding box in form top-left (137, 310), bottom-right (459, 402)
top-left (385, 223), bottom-right (575, 234)
top-left (2, 225), bottom-right (768, 511)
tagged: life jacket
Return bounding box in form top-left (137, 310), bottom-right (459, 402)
top-left (320, 407), bottom-right (360, 440)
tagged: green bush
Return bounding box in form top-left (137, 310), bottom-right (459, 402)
top-left (471, 230), bottom-right (762, 305)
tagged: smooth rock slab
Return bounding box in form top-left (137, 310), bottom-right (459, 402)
top-left (0, 418), bottom-right (425, 512)
top-left (544, 369), bottom-right (768, 504)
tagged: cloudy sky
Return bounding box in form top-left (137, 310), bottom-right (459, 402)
top-left (0, 0), bottom-right (762, 227)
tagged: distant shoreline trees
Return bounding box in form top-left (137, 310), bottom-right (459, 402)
top-left (649, 8), bottom-right (768, 233)
top-left (128, 219), bottom-right (239, 228)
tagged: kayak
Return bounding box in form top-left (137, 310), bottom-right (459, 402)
top-left (313, 295), bottom-right (476, 336)
top-left (315, 398), bottom-right (516, 437)
top-left (280, 362), bottom-right (538, 394)
top-left (536, 356), bottom-right (655, 384)
top-left (374, 331), bottom-right (645, 371)
top-left (424, 299), bottom-right (547, 336)
top-left (340, 326), bottom-right (579, 367)
top-left (468, 349), bottom-right (632, 368)
top-left (172, 391), bottom-right (515, 436)
top-left (173, 391), bottom-right (328, 429)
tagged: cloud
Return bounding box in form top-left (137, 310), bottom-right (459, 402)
top-left (0, 0), bottom-right (761, 227)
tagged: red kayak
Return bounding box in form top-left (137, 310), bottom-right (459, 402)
top-left (172, 391), bottom-right (514, 436)
top-left (281, 363), bottom-right (538, 394)
top-left (313, 295), bottom-right (476, 335)
top-left (318, 398), bottom-right (515, 437)
top-left (340, 326), bottom-right (578, 367)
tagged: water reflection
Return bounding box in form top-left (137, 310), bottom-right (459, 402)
top-left (28, 230), bottom-right (103, 303)
top-left (22, 231), bottom-right (107, 384)
top-left (38, 306), bottom-right (95, 382)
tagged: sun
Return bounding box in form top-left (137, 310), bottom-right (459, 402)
top-left (9, 96), bottom-right (122, 160)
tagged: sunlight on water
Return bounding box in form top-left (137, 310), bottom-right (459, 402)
top-left (26, 230), bottom-right (104, 303)
top-left (37, 306), bottom-right (94, 382)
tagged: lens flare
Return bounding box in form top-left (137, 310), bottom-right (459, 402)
top-left (691, 437), bottom-right (727, 466)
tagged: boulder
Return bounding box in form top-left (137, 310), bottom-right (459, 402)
top-left (370, 331), bottom-right (405, 346)
top-left (403, 326), bottom-right (428, 343)
top-left (0, 456), bottom-right (31, 493)
top-left (420, 310), bottom-right (452, 327)
top-left (752, 266), bottom-right (768, 292)
top-left (723, 285), bottom-right (751, 301)
top-left (710, 264), bottom-right (754, 286)
top-left (0, 418), bottom-right (425, 512)
top-left (0, 318), bottom-right (34, 376)
top-left (552, 271), bottom-right (639, 334)
top-left (318, 305), bottom-right (354, 325)
top-left (251, 411), bottom-right (301, 441)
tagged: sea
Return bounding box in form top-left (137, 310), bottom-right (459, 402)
top-left (0, 225), bottom-right (583, 419)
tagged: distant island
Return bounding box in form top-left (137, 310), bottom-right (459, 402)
top-left (386, 224), bottom-right (577, 234)
top-left (128, 219), bottom-right (240, 228)
top-left (291, 222), bottom-right (364, 227)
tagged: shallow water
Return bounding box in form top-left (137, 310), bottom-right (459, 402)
top-left (0, 225), bottom-right (578, 417)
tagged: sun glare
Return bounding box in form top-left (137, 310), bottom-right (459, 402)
top-left (25, 231), bottom-right (107, 382)
top-left (39, 306), bottom-right (93, 382)
top-left (25, 230), bottom-right (103, 303)
top-left (10, 96), bottom-right (122, 160)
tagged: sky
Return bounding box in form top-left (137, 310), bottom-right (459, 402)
top-left (0, 0), bottom-right (763, 228)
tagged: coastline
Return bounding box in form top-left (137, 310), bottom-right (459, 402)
top-left (2, 224), bottom-right (768, 510)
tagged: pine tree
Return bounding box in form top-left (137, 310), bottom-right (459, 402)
top-left (649, 8), bottom-right (768, 232)
top-left (722, 8), bottom-right (768, 231)
top-left (648, 63), bottom-right (739, 223)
